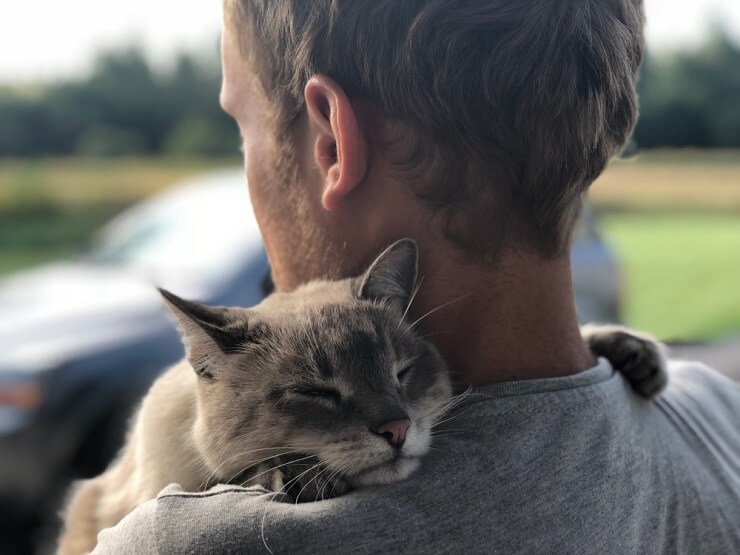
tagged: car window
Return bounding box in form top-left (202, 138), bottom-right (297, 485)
top-left (85, 176), bottom-right (260, 281)
top-left (572, 201), bottom-right (600, 245)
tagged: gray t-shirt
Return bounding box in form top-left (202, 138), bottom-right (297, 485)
top-left (94, 359), bottom-right (740, 554)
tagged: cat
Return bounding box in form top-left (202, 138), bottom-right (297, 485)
top-left (58, 239), bottom-right (667, 554)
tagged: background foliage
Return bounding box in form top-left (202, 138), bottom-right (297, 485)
top-left (0, 48), bottom-right (237, 158)
top-left (635, 29), bottom-right (740, 149)
top-left (1, 29), bottom-right (740, 158)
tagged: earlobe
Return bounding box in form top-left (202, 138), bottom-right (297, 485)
top-left (304, 75), bottom-right (368, 212)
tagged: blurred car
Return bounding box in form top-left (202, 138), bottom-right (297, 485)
top-left (0, 169), bottom-right (268, 545)
top-left (572, 202), bottom-right (622, 324)
top-left (0, 169), bottom-right (620, 545)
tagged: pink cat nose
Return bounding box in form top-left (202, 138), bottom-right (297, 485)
top-left (375, 418), bottom-right (411, 448)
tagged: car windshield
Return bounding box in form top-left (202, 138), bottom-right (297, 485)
top-left (89, 210), bottom-right (179, 266)
top-left (85, 172), bottom-right (260, 280)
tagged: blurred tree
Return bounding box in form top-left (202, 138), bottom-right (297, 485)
top-left (163, 117), bottom-right (238, 157)
top-left (0, 27), bottom-right (737, 158)
top-left (634, 26), bottom-right (740, 149)
top-left (75, 125), bottom-right (147, 158)
top-left (0, 45), bottom-right (238, 158)
top-left (0, 95), bottom-right (47, 157)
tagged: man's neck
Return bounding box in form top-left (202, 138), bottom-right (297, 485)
top-left (412, 243), bottom-right (595, 388)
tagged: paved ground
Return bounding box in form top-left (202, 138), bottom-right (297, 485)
top-left (669, 337), bottom-right (740, 382)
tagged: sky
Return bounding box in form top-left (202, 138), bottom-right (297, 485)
top-left (1, 0), bottom-right (740, 84)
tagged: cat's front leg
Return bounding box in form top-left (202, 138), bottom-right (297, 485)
top-left (242, 460), bottom-right (289, 492)
top-left (581, 324), bottom-right (668, 398)
top-left (280, 457), bottom-right (351, 502)
top-left (244, 455), bottom-right (350, 502)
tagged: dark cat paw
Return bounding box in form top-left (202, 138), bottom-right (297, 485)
top-left (581, 324), bottom-right (669, 398)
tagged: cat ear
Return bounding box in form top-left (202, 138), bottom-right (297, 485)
top-left (159, 289), bottom-right (250, 378)
top-left (356, 239), bottom-right (418, 312)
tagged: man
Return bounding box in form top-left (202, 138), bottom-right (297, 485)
top-left (96, 1), bottom-right (740, 552)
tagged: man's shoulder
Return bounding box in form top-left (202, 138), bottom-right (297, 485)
top-left (93, 485), bottom-right (297, 554)
top-left (93, 362), bottom-right (740, 554)
top-left (667, 357), bottom-right (735, 381)
top-left (660, 359), bottom-right (740, 446)
top-left (93, 495), bottom-right (158, 554)
top-left (665, 358), bottom-right (740, 409)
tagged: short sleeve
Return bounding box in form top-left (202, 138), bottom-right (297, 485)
top-left (92, 484), bottom-right (287, 554)
top-left (93, 496), bottom-right (159, 554)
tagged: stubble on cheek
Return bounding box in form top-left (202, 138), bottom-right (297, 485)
top-left (249, 138), bottom-right (341, 292)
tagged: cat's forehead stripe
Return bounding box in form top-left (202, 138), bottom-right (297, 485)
top-left (275, 304), bottom-right (404, 381)
top-left (309, 345), bottom-right (335, 379)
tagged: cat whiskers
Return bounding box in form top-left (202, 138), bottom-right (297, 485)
top-left (406, 293), bottom-right (472, 330)
top-left (259, 458), bottom-right (329, 554)
top-left (292, 463), bottom-right (331, 503)
top-left (429, 430), bottom-right (472, 440)
top-left (219, 450), bottom-right (305, 489)
top-left (199, 446), bottom-right (307, 491)
top-left (430, 406), bottom-right (475, 430)
top-left (317, 466), bottom-right (344, 502)
top-left (429, 390), bottom-right (502, 431)
top-left (199, 445), bottom-right (280, 488)
top-left (398, 276), bottom-right (425, 328)
top-left (426, 444), bottom-right (455, 457)
top-left (430, 428), bottom-right (472, 435)
top-left (423, 388), bottom-right (475, 439)
top-left (418, 330), bottom-right (453, 340)
top-left (238, 454), bottom-right (319, 488)
top-left (429, 415), bottom-right (474, 431)
top-left (427, 387), bottom-right (473, 420)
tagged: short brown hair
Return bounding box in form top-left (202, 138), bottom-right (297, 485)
top-left (224, 0), bottom-right (644, 259)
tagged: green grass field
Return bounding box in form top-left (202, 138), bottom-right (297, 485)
top-left (601, 213), bottom-right (740, 341)
top-left (591, 150), bottom-right (740, 340)
top-left (0, 157), bottom-right (237, 209)
top-left (0, 151), bottom-right (738, 341)
top-left (0, 203), bottom-right (123, 275)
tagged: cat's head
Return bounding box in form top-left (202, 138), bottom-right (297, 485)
top-left (161, 239), bottom-right (452, 488)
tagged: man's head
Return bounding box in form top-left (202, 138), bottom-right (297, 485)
top-left (221, 0), bottom-right (644, 291)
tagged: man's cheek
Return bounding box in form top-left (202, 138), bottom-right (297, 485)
top-left (245, 144), bottom-right (274, 211)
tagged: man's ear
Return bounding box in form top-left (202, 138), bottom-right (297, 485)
top-left (356, 239), bottom-right (419, 313)
top-left (159, 289), bottom-right (252, 379)
top-left (304, 75), bottom-right (368, 212)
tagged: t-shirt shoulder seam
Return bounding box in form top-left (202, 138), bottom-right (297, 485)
top-left (460, 396), bottom-right (627, 416)
top-left (158, 487), bottom-right (270, 501)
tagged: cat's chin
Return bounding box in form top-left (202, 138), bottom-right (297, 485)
top-left (351, 455), bottom-right (421, 487)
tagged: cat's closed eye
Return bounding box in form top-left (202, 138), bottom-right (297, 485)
top-left (292, 387), bottom-right (342, 404)
top-left (397, 365), bottom-right (413, 383)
